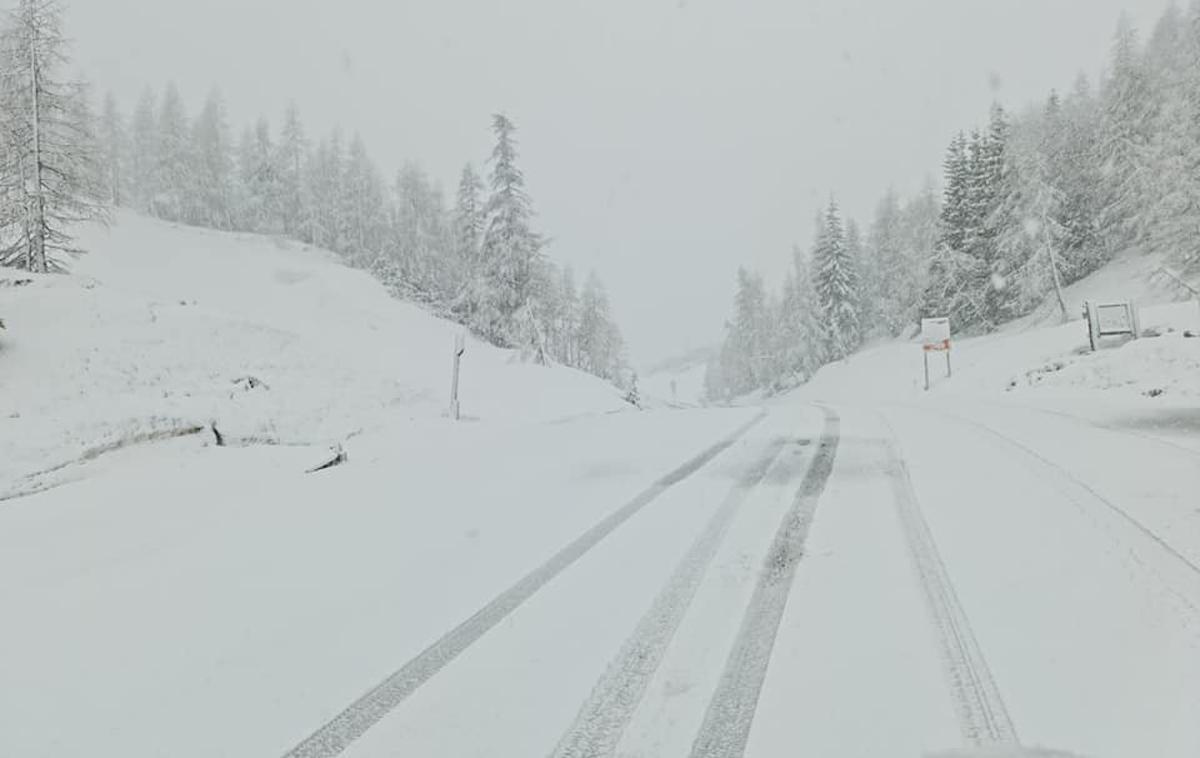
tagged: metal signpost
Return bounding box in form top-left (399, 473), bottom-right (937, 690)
top-left (921, 317), bottom-right (951, 391)
top-left (449, 333), bottom-right (466, 420)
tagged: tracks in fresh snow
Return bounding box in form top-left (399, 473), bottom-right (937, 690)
top-left (880, 418), bottom-right (1020, 749)
top-left (550, 431), bottom-right (806, 758)
top-left (929, 408), bottom-right (1200, 618)
top-left (688, 407), bottom-right (841, 758)
top-left (281, 412), bottom-right (766, 758)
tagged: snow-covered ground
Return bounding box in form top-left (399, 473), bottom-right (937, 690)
top-left (641, 359), bottom-right (708, 407)
top-left (2, 215), bottom-right (1198, 757)
top-left (0, 212), bottom-right (630, 492)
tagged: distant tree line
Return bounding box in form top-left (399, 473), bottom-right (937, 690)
top-left (707, 6), bottom-right (1200, 401)
top-left (97, 90), bottom-right (629, 383)
top-left (0, 1), bottom-right (629, 387)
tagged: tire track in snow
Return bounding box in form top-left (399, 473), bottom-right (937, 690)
top-left (550, 428), bottom-right (811, 758)
top-left (688, 407), bottom-right (840, 758)
top-left (281, 411), bottom-right (767, 758)
top-left (879, 416), bottom-right (1020, 749)
top-left (926, 407), bottom-right (1200, 618)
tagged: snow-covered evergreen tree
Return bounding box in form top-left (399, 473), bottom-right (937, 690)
top-left (555, 264), bottom-right (579, 366)
top-left (812, 200), bottom-right (861, 360)
top-left (1138, 4), bottom-right (1200, 271)
top-left (992, 104), bottom-right (1069, 322)
top-left (0, 0), bottom-right (105, 271)
top-left (573, 271), bottom-right (625, 380)
top-left (925, 134), bottom-right (988, 327)
top-left (449, 162), bottom-right (485, 319)
top-left (237, 117), bottom-right (281, 234)
top-left (276, 101), bottom-right (306, 237)
top-left (190, 88), bottom-right (234, 230)
top-left (478, 113), bottom-right (544, 347)
top-left (1098, 15), bottom-right (1156, 256)
top-left (154, 82), bottom-right (191, 223)
top-left (1054, 75), bottom-right (1104, 280)
top-left (452, 163), bottom-right (484, 273)
top-left (339, 134), bottom-right (386, 268)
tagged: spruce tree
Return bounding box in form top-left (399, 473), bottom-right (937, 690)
top-left (1098, 16), bottom-right (1155, 255)
top-left (812, 200), bottom-right (861, 360)
top-left (155, 82), bottom-right (191, 222)
top-left (190, 88), bottom-right (234, 229)
top-left (478, 113), bottom-right (544, 347)
top-left (342, 134), bottom-right (386, 267)
top-left (0, 0), bottom-right (106, 271)
top-left (277, 102), bottom-right (306, 237)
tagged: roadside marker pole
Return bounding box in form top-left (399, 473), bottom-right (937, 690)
top-left (450, 333), bottom-right (466, 420)
top-left (920, 317), bottom-right (952, 392)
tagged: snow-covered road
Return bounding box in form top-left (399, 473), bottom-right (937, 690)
top-left (2, 396), bottom-right (1198, 757)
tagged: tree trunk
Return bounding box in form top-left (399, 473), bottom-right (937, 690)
top-left (27, 2), bottom-right (47, 274)
top-left (1043, 210), bottom-right (1069, 323)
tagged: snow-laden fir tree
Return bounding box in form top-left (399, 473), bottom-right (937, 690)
top-left (237, 117), bottom-right (282, 234)
top-left (812, 200), bottom-right (861, 361)
top-left (392, 162), bottom-right (445, 294)
top-left (843, 218), bottom-right (866, 325)
top-left (190, 88), bottom-right (234, 230)
top-left (575, 271), bottom-right (623, 381)
top-left (991, 103), bottom-right (1069, 323)
top-left (277, 102), bottom-right (306, 238)
top-left (338, 134), bottom-right (386, 268)
top-left (453, 163), bottom-right (484, 265)
top-left (554, 264), bottom-right (580, 366)
top-left (449, 162), bottom-right (485, 319)
top-left (154, 82), bottom-right (191, 223)
top-left (0, 0), bottom-right (105, 271)
top-left (784, 245), bottom-right (824, 377)
top-left (478, 113), bottom-right (544, 347)
top-left (925, 134), bottom-right (987, 327)
top-left (896, 181), bottom-right (940, 328)
top-left (1138, 4), bottom-right (1200, 271)
top-left (860, 188), bottom-right (900, 337)
top-left (725, 266), bottom-right (769, 392)
top-left (1053, 75), bottom-right (1104, 280)
top-left (1098, 15), bottom-right (1156, 256)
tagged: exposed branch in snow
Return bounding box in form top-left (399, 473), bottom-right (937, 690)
top-left (305, 444), bottom-right (347, 473)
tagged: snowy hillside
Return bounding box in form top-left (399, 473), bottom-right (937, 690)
top-left (0, 212), bottom-right (630, 492)
top-left (794, 251), bottom-right (1200, 422)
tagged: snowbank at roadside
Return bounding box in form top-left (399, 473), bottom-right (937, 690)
top-left (793, 251), bottom-right (1200, 409)
top-left (0, 212), bottom-right (629, 489)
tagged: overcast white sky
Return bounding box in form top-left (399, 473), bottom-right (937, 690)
top-left (68, 0), bottom-right (1171, 365)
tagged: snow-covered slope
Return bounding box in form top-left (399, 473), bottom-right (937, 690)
top-left (794, 252), bottom-right (1200, 412)
top-left (0, 212), bottom-right (629, 489)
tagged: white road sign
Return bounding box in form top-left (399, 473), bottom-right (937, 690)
top-left (921, 317), bottom-right (951, 350)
